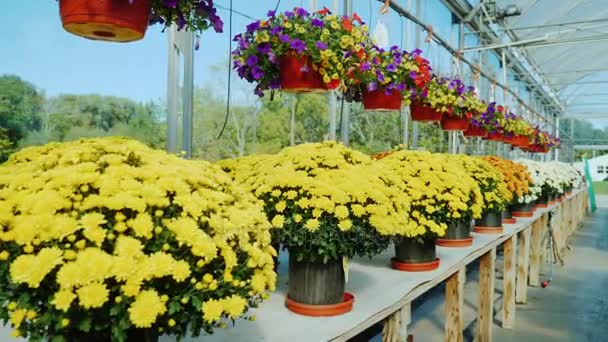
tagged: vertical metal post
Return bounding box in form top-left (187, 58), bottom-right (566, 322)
top-left (328, 0), bottom-right (339, 141)
top-left (570, 118), bottom-right (575, 162)
top-left (166, 26), bottom-right (179, 154)
top-left (340, 0), bottom-right (353, 146)
top-left (501, 50), bottom-right (508, 158)
top-left (182, 31), bottom-right (194, 158)
top-left (554, 116), bottom-right (560, 161)
top-left (411, 0), bottom-right (422, 149)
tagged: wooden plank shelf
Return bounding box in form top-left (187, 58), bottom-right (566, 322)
top-left (197, 189), bottom-right (587, 342)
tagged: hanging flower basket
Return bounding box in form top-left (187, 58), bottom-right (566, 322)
top-left (286, 255), bottom-right (354, 316)
top-left (59, 0), bottom-right (152, 42)
top-left (279, 54), bottom-right (329, 94)
top-left (502, 134), bottom-right (516, 145)
top-left (392, 238), bottom-right (440, 272)
top-left (512, 135), bottom-right (530, 148)
top-left (463, 124), bottom-right (488, 137)
top-left (363, 88), bottom-right (403, 111)
top-left (440, 112), bottom-right (469, 131)
top-left (485, 131), bottom-right (503, 141)
top-left (410, 101), bottom-right (442, 122)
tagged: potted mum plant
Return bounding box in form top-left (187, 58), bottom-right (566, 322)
top-left (514, 159), bottom-right (548, 216)
top-left (378, 151), bottom-right (483, 263)
top-left (411, 76), bottom-right (460, 123)
top-left (443, 155), bottom-right (509, 234)
top-left (220, 142), bottom-right (409, 316)
top-left (0, 137), bottom-right (276, 341)
top-left (482, 157), bottom-right (533, 224)
top-left (58, 0), bottom-right (223, 42)
top-left (343, 45), bottom-right (432, 111)
top-left (232, 8), bottom-right (368, 96)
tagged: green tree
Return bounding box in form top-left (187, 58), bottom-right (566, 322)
top-left (0, 75), bottom-right (44, 160)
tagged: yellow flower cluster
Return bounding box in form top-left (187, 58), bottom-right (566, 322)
top-left (0, 137), bottom-right (276, 340)
top-left (425, 78), bottom-right (461, 113)
top-left (482, 156), bottom-right (533, 203)
top-left (446, 154), bottom-right (510, 212)
top-left (220, 142), bottom-right (410, 236)
top-left (378, 151), bottom-right (484, 238)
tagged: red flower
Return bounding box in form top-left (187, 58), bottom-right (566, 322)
top-left (497, 105), bottom-right (504, 112)
top-left (352, 13), bottom-right (363, 24)
top-left (317, 7), bottom-right (330, 15)
top-left (328, 79), bottom-right (340, 89)
top-left (342, 18), bottom-right (353, 32)
top-left (466, 111), bottom-right (472, 119)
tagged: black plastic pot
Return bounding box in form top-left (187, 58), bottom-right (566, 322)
top-left (394, 238), bottom-right (437, 263)
top-left (67, 329), bottom-right (158, 342)
top-left (443, 219), bottom-right (472, 239)
top-left (476, 210), bottom-right (503, 227)
top-left (537, 194), bottom-right (550, 205)
top-left (510, 202), bottom-right (534, 213)
top-left (502, 208), bottom-right (513, 220)
top-left (288, 254), bottom-right (345, 305)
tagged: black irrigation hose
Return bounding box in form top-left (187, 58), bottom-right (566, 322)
top-left (217, 0), bottom-right (234, 139)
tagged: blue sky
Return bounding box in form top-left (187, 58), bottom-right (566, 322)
top-left (0, 1), bottom-right (457, 103)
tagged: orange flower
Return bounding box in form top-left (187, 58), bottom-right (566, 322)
top-left (481, 156), bottom-right (533, 202)
top-left (353, 13), bottom-right (363, 24)
top-left (317, 8), bottom-right (330, 15)
top-left (342, 18), bottom-right (353, 32)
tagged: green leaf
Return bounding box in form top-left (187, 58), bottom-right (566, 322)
top-left (191, 296), bottom-right (202, 308)
top-left (51, 336), bottom-right (67, 342)
top-left (169, 301), bottom-right (182, 315)
top-left (78, 316), bottom-right (92, 332)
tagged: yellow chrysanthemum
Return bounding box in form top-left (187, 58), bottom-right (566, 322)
top-left (77, 282), bottom-right (109, 309)
top-left (128, 290), bottom-right (167, 328)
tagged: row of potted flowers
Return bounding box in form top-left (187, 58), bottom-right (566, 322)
top-left (219, 141), bottom-right (583, 318)
top-left (232, 7), bottom-right (559, 153)
top-left (0, 138), bottom-right (583, 340)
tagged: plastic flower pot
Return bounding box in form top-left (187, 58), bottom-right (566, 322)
top-left (59, 0), bottom-right (151, 42)
top-left (502, 208), bottom-right (516, 224)
top-left (502, 134), bottom-right (516, 145)
top-left (440, 112), bottom-right (469, 131)
top-left (463, 125), bottom-right (488, 138)
top-left (363, 88), bottom-right (402, 111)
top-left (437, 219), bottom-right (473, 247)
top-left (511, 202), bottom-right (535, 218)
top-left (279, 54), bottom-right (328, 94)
top-left (513, 135), bottom-right (531, 148)
top-left (474, 210), bottom-right (504, 234)
top-left (485, 132), bottom-right (503, 141)
top-left (286, 254), bottom-right (354, 316)
top-left (536, 194), bottom-right (550, 209)
top-left (71, 328), bottom-right (158, 342)
top-left (410, 101), bottom-right (443, 122)
top-left (392, 238), bottom-right (440, 271)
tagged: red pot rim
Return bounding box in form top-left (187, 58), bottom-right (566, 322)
top-left (473, 226), bottom-right (504, 234)
top-left (536, 203), bottom-right (548, 208)
top-left (391, 257), bottom-right (440, 272)
top-left (285, 292), bottom-right (355, 317)
top-left (463, 126), bottom-right (488, 137)
top-left (502, 218), bottom-right (517, 224)
top-left (512, 211), bottom-right (534, 218)
top-left (440, 115), bottom-right (469, 131)
top-left (548, 200), bottom-right (557, 205)
top-left (436, 237), bottom-right (473, 247)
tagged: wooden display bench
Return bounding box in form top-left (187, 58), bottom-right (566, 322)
top-left (203, 189), bottom-right (588, 342)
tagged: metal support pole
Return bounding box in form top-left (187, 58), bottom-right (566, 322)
top-left (328, 0), bottom-right (339, 141)
top-left (501, 50), bottom-right (508, 159)
top-left (555, 116), bottom-right (560, 161)
top-left (166, 26), bottom-right (180, 154)
top-left (570, 119), bottom-right (575, 162)
top-left (340, 0), bottom-right (352, 146)
top-left (182, 31), bottom-right (194, 158)
top-left (411, 0), bottom-right (422, 149)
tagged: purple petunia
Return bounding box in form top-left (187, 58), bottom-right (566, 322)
top-left (162, 0), bottom-right (178, 8)
top-left (246, 55), bottom-right (259, 66)
top-left (315, 41), bottom-right (328, 50)
top-left (311, 19), bottom-right (324, 28)
top-left (290, 39), bottom-right (306, 53)
top-left (409, 71), bottom-right (417, 79)
top-left (251, 66), bottom-right (264, 80)
top-left (386, 63), bottom-right (397, 72)
top-left (271, 26), bottom-right (283, 36)
top-left (360, 62), bottom-right (371, 71)
top-left (268, 52), bottom-right (278, 64)
top-left (247, 21), bottom-right (261, 33)
top-left (367, 82), bottom-right (378, 91)
top-left (296, 8), bottom-right (310, 17)
top-left (257, 42), bottom-right (271, 54)
top-left (284, 11), bottom-right (294, 18)
top-left (376, 70), bottom-right (385, 83)
top-left (279, 34), bottom-right (291, 43)
top-left (267, 10), bottom-right (277, 17)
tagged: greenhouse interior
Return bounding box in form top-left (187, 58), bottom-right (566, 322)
top-left (2, 0), bottom-right (608, 341)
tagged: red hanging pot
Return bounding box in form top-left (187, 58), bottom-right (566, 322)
top-left (485, 131), bottom-right (503, 141)
top-left (59, 0), bottom-right (151, 42)
top-left (502, 134), bottom-right (516, 145)
top-left (463, 125), bottom-right (488, 138)
top-left (410, 101), bottom-right (442, 122)
top-left (363, 88), bottom-right (402, 111)
top-left (440, 112), bottom-right (469, 131)
top-left (513, 135), bottom-right (531, 148)
top-left (279, 54), bottom-right (328, 93)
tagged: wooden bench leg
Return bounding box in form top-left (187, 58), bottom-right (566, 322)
top-left (516, 227), bottom-right (531, 303)
top-left (383, 303), bottom-right (411, 342)
top-left (529, 219), bottom-right (542, 287)
top-left (445, 270), bottom-right (463, 342)
top-left (502, 235), bottom-right (516, 329)
top-left (476, 248), bottom-right (496, 342)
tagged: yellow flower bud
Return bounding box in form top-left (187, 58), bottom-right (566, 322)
top-left (168, 319), bottom-right (176, 327)
top-left (61, 318), bottom-right (70, 327)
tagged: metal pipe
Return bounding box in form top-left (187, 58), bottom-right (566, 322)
top-left (166, 26), bottom-right (179, 154)
top-left (182, 31), bottom-right (194, 158)
top-left (462, 36), bottom-right (547, 52)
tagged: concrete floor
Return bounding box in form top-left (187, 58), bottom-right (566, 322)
top-left (369, 194), bottom-right (608, 342)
